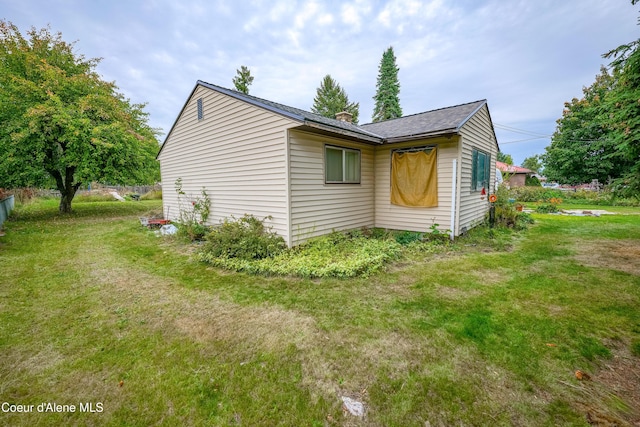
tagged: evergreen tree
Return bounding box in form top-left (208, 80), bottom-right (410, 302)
top-left (232, 65), bottom-right (254, 94)
top-left (372, 46), bottom-right (402, 122)
top-left (601, 0), bottom-right (640, 195)
top-left (311, 75), bottom-right (359, 124)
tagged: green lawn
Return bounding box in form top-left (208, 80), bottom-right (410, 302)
top-left (1, 199), bottom-right (639, 426)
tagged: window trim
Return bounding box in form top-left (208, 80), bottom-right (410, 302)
top-left (471, 148), bottom-right (491, 192)
top-left (324, 145), bottom-right (361, 184)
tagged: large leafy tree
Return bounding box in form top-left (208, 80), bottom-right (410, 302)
top-left (372, 46), bottom-right (402, 122)
top-left (0, 21), bottom-right (160, 213)
top-left (544, 0), bottom-right (640, 194)
top-left (232, 65), bottom-right (253, 94)
top-left (543, 67), bottom-right (630, 185)
top-left (311, 75), bottom-right (359, 124)
top-left (601, 2), bottom-right (640, 195)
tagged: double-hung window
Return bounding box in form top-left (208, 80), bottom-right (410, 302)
top-left (325, 145), bottom-right (361, 184)
top-left (471, 149), bottom-right (491, 192)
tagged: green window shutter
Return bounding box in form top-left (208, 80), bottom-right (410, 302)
top-left (484, 154), bottom-right (491, 189)
top-left (472, 149), bottom-right (478, 191)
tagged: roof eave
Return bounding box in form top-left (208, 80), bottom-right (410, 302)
top-left (197, 80), bottom-right (306, 122)
top-left (303, 121), bottom-right (383, 144)
top-left (383, 130), bottom-right (459, 144)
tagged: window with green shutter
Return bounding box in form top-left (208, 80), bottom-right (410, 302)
top-left (471, 149), bottom-right (490, 192)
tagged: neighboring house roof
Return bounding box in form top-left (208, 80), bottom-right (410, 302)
top-left (359, 100), bottom-right (488, 142)
top-left (160, 81), bottom-right (498, 156)
top-left (496, 161), bottom-right (533, 174)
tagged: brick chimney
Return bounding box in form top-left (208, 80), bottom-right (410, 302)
top-left (335, 111), bottom-right (353, 123)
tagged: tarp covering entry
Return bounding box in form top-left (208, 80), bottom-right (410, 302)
top-left (390, 149), bottom-right (438, 207)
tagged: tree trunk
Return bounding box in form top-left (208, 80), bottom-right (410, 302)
top-left (53, 166), bottom-right (80, 214)
top-left (59, 188), bottom-right (75, 213)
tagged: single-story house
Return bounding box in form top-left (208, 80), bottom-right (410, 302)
top-left (496, 161), bottom-right (533, 188)
top-left (157, 80), bottom-right (499, 247)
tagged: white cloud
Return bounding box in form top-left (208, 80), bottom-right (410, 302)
top-left (317, 13), bottom-right (334, 26)
top-left (294, 1), bottom-right (320, 29)
top-left (151, 51), bottom-right (176, 65)
top-left (342, 3), bottom-right (362, 30)
top-left (268, 1), bottom-right (293, 21)
top-left (376, 0), bottom-right (449, 32)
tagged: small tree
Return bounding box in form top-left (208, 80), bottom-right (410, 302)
top-left (497, 152), bottom-right (514, 165)
top-left (372, 46), bottom-right (402, 122)
top-left (232, 65), bottom-right (254, 94)
top-left (521, 155), bottom-right (543, 174)
top-left (0, 21), bottom-right (160, 213)
top-left (311, 75), bottom-right (359, 124)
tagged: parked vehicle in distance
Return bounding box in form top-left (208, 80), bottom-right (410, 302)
top-left (542, 182), bottom-right (560, 188)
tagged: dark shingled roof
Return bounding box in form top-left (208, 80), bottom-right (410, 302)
top-left (359, 100), bottom-right (487, 141)
top-left (195, 81), bottom-right (489, 144)
top-left (198, 81), bottom-right (382, 141)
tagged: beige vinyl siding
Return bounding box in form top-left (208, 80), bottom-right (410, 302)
top-left (289, 130), bottom-right (375, 245)
top-left (456, 104), bottom-right (498, 234)
top-left (158, 85), bottom-right (297, 243)
top-left (374, 137), bottom-right (459, 233)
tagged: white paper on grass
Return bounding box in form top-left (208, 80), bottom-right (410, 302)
top-left (341, 396), bottom-right (364, 417)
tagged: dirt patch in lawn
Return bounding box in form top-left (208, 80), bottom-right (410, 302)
top-left (88, 264), bottom-right (318, 353)
top-left (573, 239), bottom-right (640, 276)
top-left (571, 344), bottom-right (640, 426)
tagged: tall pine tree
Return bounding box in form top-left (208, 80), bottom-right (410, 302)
top-left (372, 46), bottom-right (402, 122)
top-left (311, 75), bottom-right (359, 124)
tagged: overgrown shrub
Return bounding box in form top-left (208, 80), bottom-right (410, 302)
top-left (394, 230), bottom-right (423, 245)
top-left (491, 186), bottom-right (533, 230)
top-left (508, 186), bottom-right (640, 206)
top-left (525, 176), bottom-right (541, 186)
top-left (199, 228), bottom-right (402, 278)
top-left (509, 186), bottom-right (563, 202)
top-left (200, 214), bottom-right (286, 260)
top-left (535, 197), bottom-right (562, 213)
top-left (174, 178), bottom-right (210, 241)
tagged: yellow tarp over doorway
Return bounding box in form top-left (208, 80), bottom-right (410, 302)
top-left (390, 149), bottom-right (438, 207)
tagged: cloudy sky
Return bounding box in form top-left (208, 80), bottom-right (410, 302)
top-left (3, 0), bottom-right (638, 164)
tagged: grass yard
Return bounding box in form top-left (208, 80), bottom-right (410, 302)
top-left (1, 199), bottom-right (639, 426)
